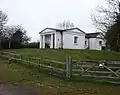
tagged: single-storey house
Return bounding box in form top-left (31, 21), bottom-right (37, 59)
top-left (39, 27), bottom-right (106, 50)
top-left (85, 32), bottom-right (106, 50)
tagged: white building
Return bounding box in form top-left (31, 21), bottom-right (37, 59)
top-left (39, 27), bottom-right (106, 50)
top-left (85, 32), bottom-right (106, 50)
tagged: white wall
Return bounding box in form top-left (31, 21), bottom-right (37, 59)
top-left (40, 28), bottom-right (86, 49)
top-left (55, 32), bottom-right (61, 48)
top-left (40, 29), bottom-right (56, 49)
top-left (85, 38), bottom-right (88, 49)
top-left (88, 38), bottom-right (105, 50)
top-left (63, 32), bottom-right (85, 49)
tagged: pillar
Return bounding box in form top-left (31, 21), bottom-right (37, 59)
top-left (39, 35), bottom-right (42, 48)
top-left (43, 35), bottom-right (45, 48)
top-left (50, 34), bottom-right (53, 48)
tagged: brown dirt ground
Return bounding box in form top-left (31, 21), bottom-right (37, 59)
top-left (0, 84), bottom-right (39, 95)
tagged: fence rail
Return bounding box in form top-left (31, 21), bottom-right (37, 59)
top-left (0, 51), bottom-right (66, 78)
top-left (72, 59), bottom-right (120, 83)
top-left (0, 51), bottom-right (120, 84)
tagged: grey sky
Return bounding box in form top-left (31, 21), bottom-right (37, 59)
top-left (0, 0), bottom-right (104, 41)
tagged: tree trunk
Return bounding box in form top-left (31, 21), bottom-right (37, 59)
top-left (0, 40), bottom-right (1, 50)
top-left (9, 40), bottom-right (11, 49)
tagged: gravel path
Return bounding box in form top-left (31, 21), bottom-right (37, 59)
top-left (0, 84), bottom-right (39, 95)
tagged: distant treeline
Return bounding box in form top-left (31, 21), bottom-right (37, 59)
top-left (1, 41), bottom-right (39, 49)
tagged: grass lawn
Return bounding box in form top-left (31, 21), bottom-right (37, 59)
top-left (0, 59), bottom-right (120, 95)
top-left (6, 48), bottom-right (120, 62)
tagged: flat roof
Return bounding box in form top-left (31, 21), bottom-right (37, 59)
top-left (85, 32), bottom-right (101, 38)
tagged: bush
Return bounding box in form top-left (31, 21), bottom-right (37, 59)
top-left (22, 42), bottom-right (39, 48)
top-left (1, 39), bottom-right (9, 49)
top-left (11, 41), bottom-right (22, 49)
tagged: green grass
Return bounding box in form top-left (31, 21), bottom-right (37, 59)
top-left (0, 59), bottom-right (120, 95)
top-left (6, 49), bottom-right (120, 62)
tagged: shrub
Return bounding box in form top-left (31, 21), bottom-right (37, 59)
top-left (22, 42), bottom-right (39, 48)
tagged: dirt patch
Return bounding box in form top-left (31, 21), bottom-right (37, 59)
top-left (0, 84), bottom-right (39, 95)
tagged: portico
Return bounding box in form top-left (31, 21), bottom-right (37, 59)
top-left (39, 34), bottom-right (55, 49)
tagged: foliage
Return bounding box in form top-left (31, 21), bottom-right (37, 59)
top-left (91, 0), bottom-right (120, 51)
top-left (3, 25), bottom-right (30, 43)
top-left (0, 10), bottom-right (8, 32)
top-left (1, 25), bottom-right (30, 49)
top-left (0, 10), bottom-right (8, 49)
top-left (0, 9), bottom-right (30, 49)
top-left (56, 20), bottom-right (74, 29)
top-left (1, 37), bottom-right (9, 49)
top-left (106, 23), bottom-right (120, 51)
top-left (91, 0), bottom-right (120, 33)
top-left (22, 42), bottom-right (39, 48)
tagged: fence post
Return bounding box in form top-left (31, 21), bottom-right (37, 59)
top-left (28, 57), bottom-right (30, 65)
top-left (38, 59), bottom-right (41, 68)
top-left (66, 56), bottom-right (69, 79)
top-left (65, 56), bottom-right (72, 79)
top-left (68, 56), bottom-right (72, 78)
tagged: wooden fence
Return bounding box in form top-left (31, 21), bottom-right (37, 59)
top-left (0, 51), bottom-right (120, 83)
top-left (0, 51), bottom-right (66, 78)
top-left (72, 60), bottom-right (120, 83)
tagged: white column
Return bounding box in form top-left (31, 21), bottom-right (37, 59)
top-left (55, 32), bottom-right (57, 48)
top-left (43, 35), bottom-right (45, 48)
top-left (39, 35), bottom-right (42, 48)
top-left (50, 34), bottom-right (53, 48)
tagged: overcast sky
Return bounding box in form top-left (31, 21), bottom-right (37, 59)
top-left (0, 0), bottom-right (104, 41)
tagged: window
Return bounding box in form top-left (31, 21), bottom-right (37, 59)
top-left (85, 41), bottom-right (87, 45)
top-left (99, 41), bottom-right (102, 45)
top-left (74, 36), bottom-right (78, 44)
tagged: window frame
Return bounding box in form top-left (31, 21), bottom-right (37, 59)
top-left (85, 40), bottom-right (87, 45)
top-left (99, 41), bottom-right (102, 45)
top-left (74, 36), bottom-right (78, 44)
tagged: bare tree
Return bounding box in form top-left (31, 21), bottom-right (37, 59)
top-left (3, 25), bottom-right (30, 48)
top-left (3, 25), bottom-right (25, 38)
top-left (91, 0), bottom-right (120, 34)
top-left (56, 20), bottom-right (75, 29)
top-left (91, 0), bottom-right (120, 51)
top-left (0, 9), bottom-right (8, 49)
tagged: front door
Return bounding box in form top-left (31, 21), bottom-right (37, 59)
top-left (45, 35), bottom-right (51, 48)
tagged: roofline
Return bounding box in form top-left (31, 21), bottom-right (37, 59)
top-left (86, 32), bottom-right (101, 35)
top-left (64, 27), bottom-right (86, 34)
top-left (39, 27), bottom-right (62, 34)
top-left (39, 27), bottom-right (86, 34)
top-left (85, 32), bottom-right (104, 38)
top-left (88, 32), bottom-right (104, 36)
top-left (86, 37), bottom-right (102, 38)
top-left (85, 37), bottom-right (105, 39)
